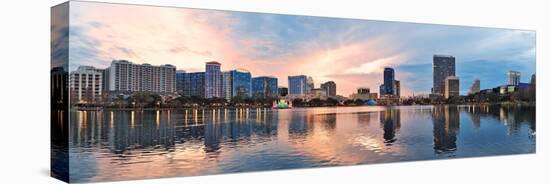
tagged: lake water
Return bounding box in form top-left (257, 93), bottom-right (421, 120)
top-left (66, 105), bottom-right (535, 182)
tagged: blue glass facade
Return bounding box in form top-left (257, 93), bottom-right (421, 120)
top-left (231, 70), bottom-right (251, 98)
top-left (175, 71), bottom-right (186, 95)
top-left (288, 75), bottom-right (307, 96)
top-left (383, 67), bottom-right (395, 95)
top-left (252, 77), bottom-right (278, 98)
top-left (182, 72), bottom-right (205, 98)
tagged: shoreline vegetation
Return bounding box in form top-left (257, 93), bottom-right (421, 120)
top-left (71, 97), bottom-right (536, 111)
top-left (73, 102), bottom-right (536, 111)
top-left (70, 85), bottom-right (535, 111)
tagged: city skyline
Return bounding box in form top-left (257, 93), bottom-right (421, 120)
top-left (61, 1), bottom-right (536, 97)
top-left (51, 2), bottom-right (537, 183)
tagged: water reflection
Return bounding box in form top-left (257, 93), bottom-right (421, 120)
top-left (68, 105), bottom-right (535, 182)
top-left (380, 109), bottom-right (401, 144)
top-left (432, 106), bottom-right (460, 154)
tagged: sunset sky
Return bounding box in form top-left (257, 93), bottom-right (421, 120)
top-left (65, 1), bottom-right (536, 97)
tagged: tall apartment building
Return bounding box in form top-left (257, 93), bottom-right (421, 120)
top-left (69, 66), bottom-right (102, 103)
top-left (221, 71), bottom-right (232, 100)
top-left (205, 61), bottom-right (222, 98)
top-left (108, 60), bottom-right (176, 94)
top-left (108, 60), bottom-right (176, 93)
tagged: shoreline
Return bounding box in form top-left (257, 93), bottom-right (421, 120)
top-left (71, 102), bottom-right (535, 111)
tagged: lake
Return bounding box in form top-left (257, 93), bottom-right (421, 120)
top-left (66, 105), bottom-right (535, 182)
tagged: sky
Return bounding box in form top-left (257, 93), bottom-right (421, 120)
top-left (61, 1), bottom-right (536, 97)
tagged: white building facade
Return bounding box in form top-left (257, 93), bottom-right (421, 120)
top-left (108, 60), bottom-right (176, 94)
top-left (69, 66), bottom-right (102, 104)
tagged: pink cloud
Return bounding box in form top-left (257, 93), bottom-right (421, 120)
top-left (70, 1), bottom-right (412, 97)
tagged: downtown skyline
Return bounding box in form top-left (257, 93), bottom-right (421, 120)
top-left (58, 1), bottom-right (536, 97)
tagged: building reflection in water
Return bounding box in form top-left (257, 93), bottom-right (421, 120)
top-left (432, 106), bottom-right (460, 154)
top-left (67, 105), bottom-right (535, 182)
top-left (356, 112), bottom-right (373, 127)
top-left (380, 109), bottom-right (401, 144)
top-left (70, 108), bottom-right (279, 158)
top-left (288, 111), bottom-right (311, 140)
top-left (463, 104), bottom-right (536, 138)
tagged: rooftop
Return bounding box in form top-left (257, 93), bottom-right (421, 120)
top-left (434, 54), bottom-right (455, 58)
top-left (206, 61), bottom-right (221, 65)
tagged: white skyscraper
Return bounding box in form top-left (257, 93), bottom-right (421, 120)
top-left (205, 61), bottom-right (222, 98)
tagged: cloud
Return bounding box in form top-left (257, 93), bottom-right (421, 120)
top-left (67, 1), bottom-right (535, 97)
top-left (51, 3), bottom-right (70, 70)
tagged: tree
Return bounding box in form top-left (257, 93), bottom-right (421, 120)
top-left (326, 98), bottom-right (338, 106)
top-left (128, 92), bottom-right (154, 108)
top-left (344, 99), bottom-right (355, 106)
top-left (115, 94), bottom-right (126, 108)
top-left (292, 98), bottom-right (305, 107)
top-left (309, 98), bottom-right (323, 107)
top-left (354, 99), bottom-right (365, 106)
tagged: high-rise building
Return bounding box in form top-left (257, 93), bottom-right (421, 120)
top-left (74, 66), bottom-right (109, 92)
top-left (306, 76), bottom-right (314, 94)
top-left (252, 76), bottom-right (278, 98)
top-left (69, 66), bottom-right (102, 103)
top-left (176, 70), bottom-right (186, 95)
top-left (531, 74), bottom-right (536, 85)
top-left (221, 71), bottom-right (232, 100)
top-left (507, 70), bottom-right (521, 86)
top-left (379, 84), bottom-right (385, 96)
top-left (230, 69), bottom-right (252, 98)
top-left (108, 60), bottom-right (176, 93)
top-left (51, 67), bottom-right (68, 105)
top-left (82, 66), bottom-right (109, 92)
top-left (320, 81), bottom-right (337, 97)
top-left (99, 68), bottom-right (109, 92)
top-left (433, 55), bottom-right (456, 96)
top-left (394, 80), bottom-right (400, 97)
top-left (278, 87), bottom-right (288, 97)
top-left (288, 75), bottom-right (307, 97)
top-left (383, 67), bottom-right (395, 95)
top-left (468, 79), bottom-right (480, 95)
top-left (357, 88), bottom-right (370, 94)
top-left (182, 72), bottom-right (205, 98)
top-left (444, 76), bottom-right (460, 99)
top-left (205, 61), bottom-right (222, 98)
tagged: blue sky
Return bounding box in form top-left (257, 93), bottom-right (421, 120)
top-left (60, 1), bottom-right (536, 96)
